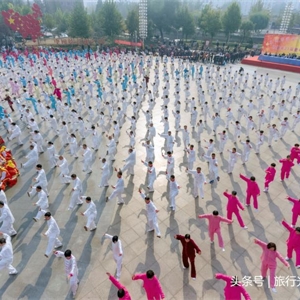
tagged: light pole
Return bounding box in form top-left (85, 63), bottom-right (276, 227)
top-left (139, 0), bottom-right (147, 50)
top-left (279, 1), bottom-right (294, 33)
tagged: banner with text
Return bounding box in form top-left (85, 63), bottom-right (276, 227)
top-left (262, 34), bottom-right (300, 55)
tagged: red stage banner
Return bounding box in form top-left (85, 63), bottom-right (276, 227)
top-left (1, 3), bottom-right (42, 42)
top-left (262, 34), bottom-right (300, 55)
top-left (114, 40), bottom-right (143, 47)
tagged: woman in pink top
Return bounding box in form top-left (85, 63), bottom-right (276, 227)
top-left (263, 163), bottom-right (276, 192)
top-left (198, 210), bottom-right (232, 251)
top-left (254, 238), bottom-right (289, 293)
top-left (282, 219), bottom-right (300, 267)
top-left (290, 143), bottom-right (300, 164)
top-left (223, 190), bottom-right (246, 229)
top-left (279, 155), bottom-right (294, 181)
top-left (215, 273), bottom-right (251, 300)
top-left (132, 270), bottom-right (165, 300)
top-left (239, 174), bottom-right (260, 210)
top-left (286, 196), bottom-right (300, 227)
top-left (106, 272), bottom-right (131, 299)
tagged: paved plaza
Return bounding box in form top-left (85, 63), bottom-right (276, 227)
top-left (0, 58), bottom-right (299, 300)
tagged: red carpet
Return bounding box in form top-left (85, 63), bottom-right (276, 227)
top-left (241, 56), bottom-right (300, 73)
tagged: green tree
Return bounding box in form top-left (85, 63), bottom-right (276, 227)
top-left (222, 2), bottom-right (241, 42)
top-left (176, 6), bottom-right (195, 39)
top-left (126, 7), bottom-right (139, 36)
top-left (250, 12), bottom-right (269, 31)
top-left (240, 20), bottom-right (254, 42)
top-left (98, 0), bottom-right (123, 37)
top-left (69, 1), bottom-right (90, 38)
top-left (249, 0), bottom-right (265, 15)
top-left (289, 11), bottom-right (300, 30)
top-left (198, 5), bottom-right (221, 39)
top-left (43, 13), bottom-right (55, 30)
top-left (54, 9), bottom-right (70, 34)
top-left (95, 0), bottom-right (103, 12)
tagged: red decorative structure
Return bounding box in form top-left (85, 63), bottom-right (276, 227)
top-left (1, 3), bottom-right (43, 42)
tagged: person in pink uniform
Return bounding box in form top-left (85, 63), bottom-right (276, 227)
top-left (254, 238), bottom-right (289, 293)
top-left (239, 174), bottom-right (260, 210)
top-left (132, 270), bottom-right (165, 300)
top-left (263, 163), bottom-right (276, 192)
top-left (198, 210), bottom-right (232, 251)
top-left (290, 143), bottom-right (300, 164)
top-left (106, 272), bottom-right (131, 299)
top-left (279, 155), bottom-right (294, 182)
top-left (282, 219), bottom-right (300, 268)
top-left (286, 195), bottom-right (300, 227)
top-left (223, 190), bottom-right (247, 229)
top-left (215, 273), bottom-right (251, 300)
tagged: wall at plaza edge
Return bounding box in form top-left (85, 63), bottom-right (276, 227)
top-left (262, 34), bottom-right (300, 55)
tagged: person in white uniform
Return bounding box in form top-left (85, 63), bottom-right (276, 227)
top-left (63, 174), bottom-right (83, 210)
top-left (106, 170), bottom-right (125, 205)
top-left (8, 122), bottom-right (23, 145)
top-left (82, 144), bottom-right (93, 174)
top-left (168, 175), bottom-right (180, 211)
top-left (28, 164), bottom-right (48, 197)
top-left (0, 201), bottom-right (17, 236)
top-left (121, 148), bottom-right (136, 176)
top-left (21, 144), bottom-right (38, 169)
top-left (32, 186), bottom-right (48, 222)
top-left (80, 196), bottom-right (97, 232)
top-left (57, 156), bottom-right (71, 184)
top-left (139, 189), bottom-right (161, 238)
top-left (103, 234), bottom-right (123, 279)
top-left (141, 160), bottom-right (156, 192)
top-left (99, 158), bottom-right (110, 187)
top-left (186, 167), bottom-right (207, 198)
top-left (0, 232), bottom-right (18, 274)
top-left (53, 249), bottom-right (79, 298)
top-left (43, 212), bottom-right (62, 258)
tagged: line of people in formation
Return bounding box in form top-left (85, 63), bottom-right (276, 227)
top-left (0, 49), bottom-right (299, 299)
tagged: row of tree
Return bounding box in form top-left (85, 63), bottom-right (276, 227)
top-left (0, 0), bottom-right (300, 43)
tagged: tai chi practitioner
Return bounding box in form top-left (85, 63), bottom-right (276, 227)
top-left (21, 144), bottom-right (38, 169)
top-left (198, 211), bottom-right (232, 251)
top-left (239, 174), bottom-right (260, 210)
top-left (282, 219), bottom-right (300, 268)
top-left (106, 272), bottom-right (131, 299)
top-left (0, 201), bottom-right (17, 236)
top-left (179, 125), bottom-right (190, 148)
top-left (0, 232), bottom-right (18, 275)
top-left (8, 122), bottom-right (22, 145)
top-left (186, 167), bottom-right (206, 198)
top-left (31, 130), bottom-right (44, 153)
top-left (142, 141), bottom-right (155, 162)
top-left (279, 155), bottom-right (294, 182)
top-left (43, 212), bottom-right (62, 258)
top-left (82, 144), bottom-right (93, 174)
top-left (53, 249), bottom-right (79, 298)
top-left (168, 175), bottom-right (180, 211)
top-left (162, 151), bottom-right (174, 179)
top-left (32, 186), bottom-right (48, 222)
top-left (227, 148), bottom-right (241, 174)
top-left (254, 239), bottom-right (289, 293)
top-left (139, 189), bottom-right (161, 238)
top-left (267, 124), bottom-right (279, 147)
top-left (159, 131), bottom-right (175, 152)
top-left (46, 141), bottom-right (57, 168)
top-left (104, 234), bottom-right (123, 279)
top-left (218, 131), bottom-right (228, 153)
top-left (132, 270), bottom-right (165, 300)
top-left (107, 135), bottom-right (117, 161)
top-left (57, 156), bottom-right (70, 184)
top-left (215, 273), bottom-right (251, 300)
top-left (223, 190), bottom-right (246, 229)
top-left (121, 148), bottom-right (136, 176)
top-left (64, 174), bottom-right (83, 210)
top-left (240, 139), bottom-right (252, 163)
top-left (203, 153), bottom-right (219, 183)
top-left (286, 196), bottom-right (300, 228)
top-left (99, 158), bottom-right (110, 188)
top-left (255, 130), bottom-right (265, 154)
top-left (186, 144), bottom-right (196, 170)
top-left (106, 170), bottom-right (125, 205)
top-left (28, 164), bottom-right (48, 197)
top-left (290, 144), bottom-right (300, 164)
top-left (80, 196), bottom-right (97, 231)
top-left (174, 234), bottom-right (201, 280)
top-left (264, 163), bottom-right (276, 192)
top-left (141, 161), bottom-right (156, 192)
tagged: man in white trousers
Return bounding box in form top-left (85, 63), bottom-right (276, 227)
top-left (20, 144), bottom-right (38, 169)
top-left (32, 186), bottom-right (48, 222)
top-left (142, 140), bottom-right (155, 162)
top-left (240, 139), bottom-right (252, 164)
top-left (162, 151), bottom-right (175, 179)
top-left (57, 156), bottom-right (71, 184)
top-left (121, 148), bottom-right (136, 176)
top-left (63, 174), bottom-right (83, 210)
top-left (186, 167), bottom-right (207, 198)
top-left (0, 232), bottom-right (18, 275)
top-left (80, 196), bottom-right (97, 232)
top-left (141, 160), bottom-right (156, 192)
top-left (43, 212), bottom-right (62, 258)
top-left (99, 158), bottom-right (110, 188)
top-left (104, 234), bottom-right (123, 280)
top-left (203, 153), bottom-right (219, 184)
top-left (82, 144), bottom-right (93, 174)
top-left (186, 145), bottom-right (196, 170)
top-left (27, 164), bottom-right (48, 197)
top-left (0, 201), bottom-right (17, 236)
top-left (53, 249), bottom-right (79, 298)
top-left (106, 170), bottom-right (125, 205)
top-left (168, 175), bottom-right (180, 211)
top-left (8, 122), bottom-right (23, 146)
top-left (227, 148), bottom-right (241, 174)
top-left (106, 135), bottom-right (117, 161)
top-left (139, 188), bottom-right (161, 238)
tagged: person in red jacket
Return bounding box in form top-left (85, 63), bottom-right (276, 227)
top-left (215, 273), bottom-right (251, 300)
top-left (239, 174), bottom-right (260, 210)
top-left (174, 233), bottom-right (201, 280)
top-left (106, 272), bottom-right (131, 299)
top-left (263, 163), bottom-right (276, 192)
top-left (279, 155), bottom-right (294, 181)
top-left (286, 196), bottom-right (300, 227)
top-left (290, 143), bottom-right (300, 164)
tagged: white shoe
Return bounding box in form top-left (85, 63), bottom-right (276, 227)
top-left (222, 248), bottom-right (225, 252)
top-left (191, 277), bottom-right (196, 280)
top-left (263, 189), bottom-right (268, 192)
top-left (9, 270), bottom-right (18, 275)
top-left (54, 244), bottom-right (63, 249)
top-left (183, 267), bottom-right (187, 269)
top-left (271, 288), bottom-right (277, 293)
top-left (243, 226), bottom-right (248, 229)
top-left (296, 265), bottom-right (300, 269)
top-left (285, 257), bottom-right (290, 261)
